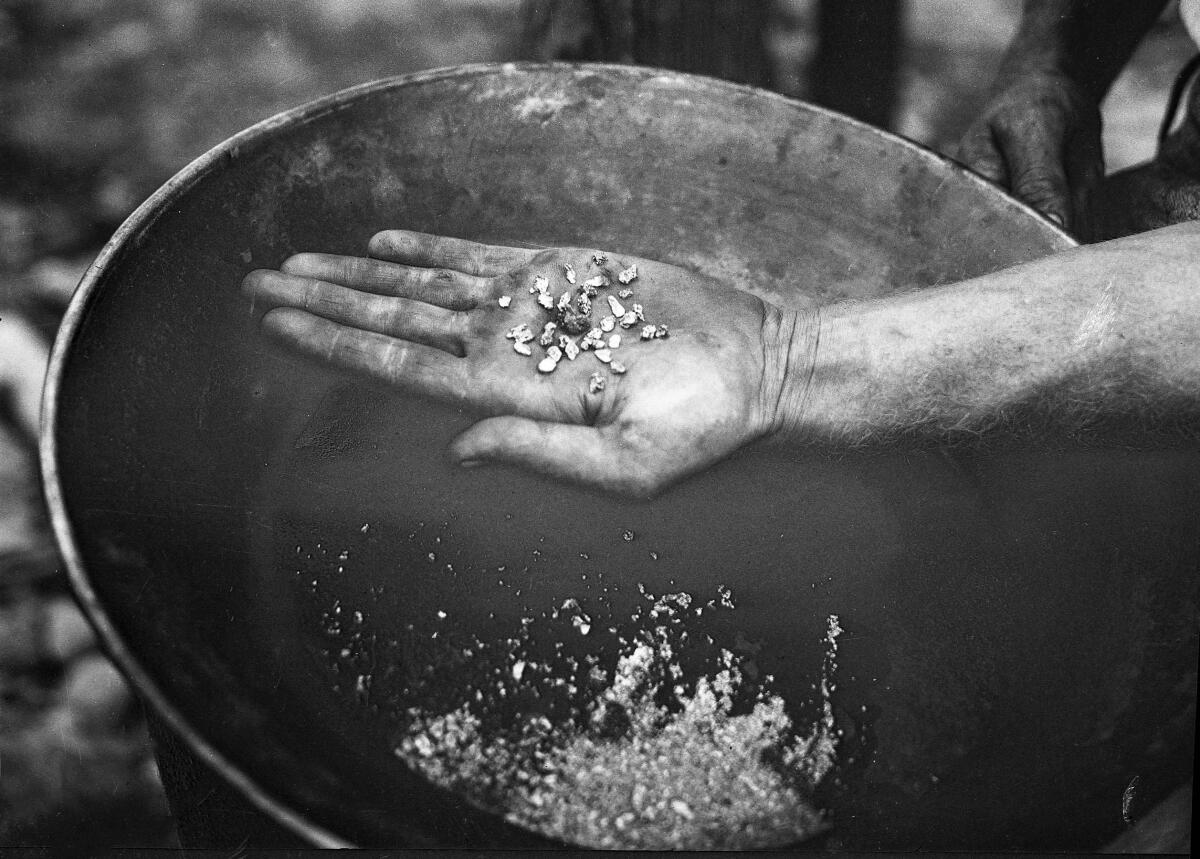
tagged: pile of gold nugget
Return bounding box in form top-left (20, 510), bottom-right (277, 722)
top-left (502, 255), bottom-right (670, 394)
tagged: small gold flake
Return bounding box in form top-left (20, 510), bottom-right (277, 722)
top-left (640, 324), bottom-right (657, 340)
top-left (618, 288), bottom-right (633, 299)
top-left (513, 341), bottom-right (533, 356)
top-left (546, 344), bottom-right (563, 362)
top-left (619, 311), bottom-right (639, 328)
top-left (591, 252), bottom-right (606, 266)
top-left (537, 292), bottom-right (554, 310)
top-left (538, 357), bottom-right (557, 373)
top-left (564, 340), bottom-right (580, 360)
top-left (532, 274), bottom-right (549, 294)
top-left (564, 263), bottom-right (577, 284)
top-left (588, 372), bottom-right (606, 393)
top-left (584, 274), bottom-right (608, 289)
top-left (607, 295), bottom-right (625, 317)
top-left (608, 334), bottom-right (621, 349)
top-left (610, 360), bottom-right (627, 374)
top-left (618, 264), bottom-right (638, 284)
top-left (594, 348), bottom-right (612, 364)
top-left (670, 800), bottom-right (694, 820)
top-left (600, 316), bottom-right (616, 332)
top-left (498, 295), bottom-right (512, 308)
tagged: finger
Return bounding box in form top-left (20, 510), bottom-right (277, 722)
top-left (993, 122), bottom-right (1070, 228)
top-left (260, 307), bottom-right (472, 403)
top-left (955, 127), bottom-right (1010, 188)
top-left (450, 416), bottom-right (661, 497)
top-left (368, 230), bottom-right (539, 276)
top-left (243, 271), bottom-right (467, 355)
top-left (279, 253), bottom-right (487, 310)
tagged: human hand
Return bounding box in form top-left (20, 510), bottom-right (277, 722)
top-left (242, 231), bottom-right (805, 496)
top-left (955, 70), bottom-right (1103, 235)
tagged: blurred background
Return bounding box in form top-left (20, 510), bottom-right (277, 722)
top-left (0, 0), bottom-right (1193, 849)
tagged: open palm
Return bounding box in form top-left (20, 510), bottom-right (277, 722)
top-left (242, 230), bottom-right (796, 495)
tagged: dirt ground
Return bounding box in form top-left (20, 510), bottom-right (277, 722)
top-left (0, 0), bottom-right (1194, 849)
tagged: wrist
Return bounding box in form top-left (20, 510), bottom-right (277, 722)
top-left (759, 303), bottom-right (847, 444)
top-left (765, 298), bottom-right (904, 446)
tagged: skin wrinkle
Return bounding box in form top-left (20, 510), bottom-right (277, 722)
top-left (300, 281), bottom-right (324, 314)
top-left (758, 302), bottom-right (790, 437)
top-left (447, 307), bottom-right (468, 357)
top-left (795, 309), bottom-right (821, 433)
top-left (337, 255), bottom-right (360, 283)
top-left (766, 306), bottom-right (820, 440)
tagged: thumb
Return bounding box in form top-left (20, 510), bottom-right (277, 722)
top-left (450, 416), bottom-right (658, 497)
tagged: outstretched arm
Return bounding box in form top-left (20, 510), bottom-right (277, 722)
top-left (956, 0), bottom-right (1169, 233)
top-left (243, 231), bottom-right (794, 496)
top-left (243, 222), bottom-right (1200, 496)
top-left (778, 221), bottom-right (1200, 446)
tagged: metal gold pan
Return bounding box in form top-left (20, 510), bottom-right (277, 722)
top-left (40, 63), bottom-right (1195, 849)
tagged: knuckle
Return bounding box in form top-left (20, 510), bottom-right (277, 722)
top-left (484, 246), bottom-right (516, 272)
top-left (301, 279), bottom-right (322, 311)
top-left (338, 257), bottom-right (361, 281)
top-left (383, 299), bottom-right (407, 331)
top-left (469, 241), bottom-right (488, 269)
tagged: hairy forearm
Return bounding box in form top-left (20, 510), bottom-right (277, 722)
top-left (774, 223), bottom-right (1200, 446)
top-left (998, 0), bottom-right (1169, 101)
